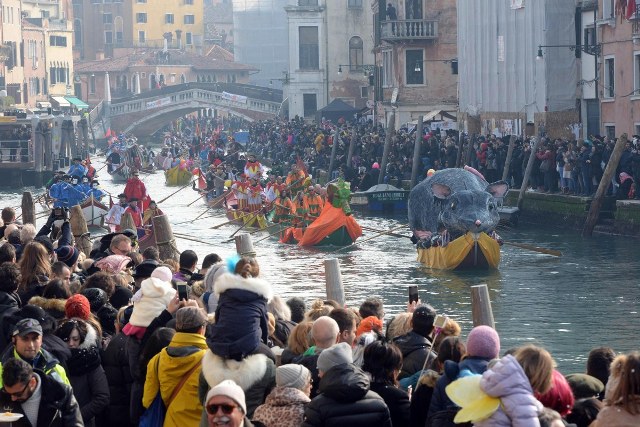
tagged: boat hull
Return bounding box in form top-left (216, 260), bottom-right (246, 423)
top-left (351, 186), bottom-right (410, 213)
top-left (225, 208), bottom-right (273, 230)
top-left (416, 232), bottom-right (501, 270)
top-left (280, 225), bottom-right (354, 247)
top-left (81, 196), bottom-right (109, 227)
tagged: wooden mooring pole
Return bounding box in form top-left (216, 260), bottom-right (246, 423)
top-left (21, 192), bottom-right (36, 226)
top-left (69, 205), bottom-right (92, 257)
top-left (324, 258), bottom-right (345, 306)
top-left (470, 284), bottom-right (495, 328)
top-left (152, 214), bottom-right (180, 261)
top-left (517, 137), bottom-right (544, 210)
top-left (410, 115), bottom-right (424, 188)
top-left (583, 133), bottom-right (628, 236)
top-left (235, 233), bottom-right (256, 258)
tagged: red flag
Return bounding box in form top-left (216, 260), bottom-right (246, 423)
top-left (627, 0), bottom-right (636, 19)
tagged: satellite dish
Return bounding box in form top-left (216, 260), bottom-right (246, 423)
top-left (0, 90), bottom-right (7, 97)
top-left (366, 100), bottom-right (374, 109)
top-left (73, 74), bottom-right (81, 83)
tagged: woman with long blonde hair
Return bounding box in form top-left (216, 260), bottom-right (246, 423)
top-left (592, 352), bottom-right (640, 426)
top-left (18, 241), bottom-right (52, 302)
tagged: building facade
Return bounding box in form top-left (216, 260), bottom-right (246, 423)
top-left (597, 0), bottom-right (640, 138)
top-left (285, 0), bottom-right (375, 120)
top-left (74, 48), bottom-right (255, 105)
top-left (2, 0), bottom-right (26, 105)
top-left (73, 0), bottom-right (204, 61)
top-left (458, 0), bottom-right (579, 138)
top-left (374, 0), bottom-right (458, 129)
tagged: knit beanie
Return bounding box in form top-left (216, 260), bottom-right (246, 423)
top-left (110, 286), bottom-right (133, 310)
top-left (317, 342), bottom-right (353, 373)
top-left (129, 275), bottom-right (176, 327)
top-left (286, 297), bottom-right (306, 324)
top-left (276, 364), bottom-right (311, 390)
top-left (65, 294), bottom-right (91, 320)
top-left (56, 245), bottom-right (80, 268)
top-left (151, 266), bottom-right (172, 283)
top-left (356, 315), bottom-right (383, 338)
top-left (206, 380), bottom-right (247, 415)
top-left (466, 325), bottom-right (500, 359)
top-left (81, 288), bottom-right (108, 313)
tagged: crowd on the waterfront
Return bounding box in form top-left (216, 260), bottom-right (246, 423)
top-left (0, 198), bottom-right (638, 426)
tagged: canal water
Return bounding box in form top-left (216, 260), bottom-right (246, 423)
top-left (2, 157), bottom-right (639, 373)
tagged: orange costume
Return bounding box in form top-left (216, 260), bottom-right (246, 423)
top-left (244, 161), bottom-right (264, 180)
top-left (273, 196), bottom-right (295, 223)
top-left (305, 193), bottom-right (325, 217)
top-left (286, 170), bottom-right (306, 196)
top-left (232, 179), bottom-right (249, 210)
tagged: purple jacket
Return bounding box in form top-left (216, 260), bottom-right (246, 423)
top-left (475, 355), bottom-right (542, 427)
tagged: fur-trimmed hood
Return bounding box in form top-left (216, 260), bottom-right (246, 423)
top-left (214, 272), bottom-right (273, 302)
top-left (78, 322), bottom-right (99, 349)
top-left (28, 296), bottom-right (67, 313)
top-left (201, 349), bottom-right (268, 391)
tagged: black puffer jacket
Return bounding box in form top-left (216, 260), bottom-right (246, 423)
top-left (0, 369), bottom-right (83, 427)
top-left (370, 382), bottom-right (410, 427)
top-left (393, 331), bottom-right (436, 379)
top-left (66, 327), bottom-right (110, 427)
top-left (101, 332), bottom-right (133, 426)
top-left (302, 363), bottom-right (391, 427)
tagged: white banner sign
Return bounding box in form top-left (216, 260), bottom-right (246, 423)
top-left (221, 92), bottom-right (248, 104)
top-left (510, 0), bottom-right (525, 9)
top-left (146, 97), bottom-right (172, 109)
top-left (430, 120), bottom-right (458, 131)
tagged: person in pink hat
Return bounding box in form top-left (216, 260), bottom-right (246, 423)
top-left (427, 325), bottom-right (500, 425)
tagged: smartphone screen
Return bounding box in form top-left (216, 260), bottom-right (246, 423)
top-left (177, 282), bottom-right (188, 301)
top-left (408, 285), bottom-right (419, 304)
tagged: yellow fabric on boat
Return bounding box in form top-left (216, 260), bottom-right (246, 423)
top-left (165, 165), bottom-right (192, 186)
top-left (416, 232), bottom-right (500, 270)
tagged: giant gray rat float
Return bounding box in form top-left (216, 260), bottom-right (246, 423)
top-left (408, 167), bottom-right (509, 248)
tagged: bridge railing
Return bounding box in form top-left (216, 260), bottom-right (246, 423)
top-left (108, 87), bottom-right (281, 117)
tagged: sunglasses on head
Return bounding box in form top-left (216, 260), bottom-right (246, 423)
top-left (206, 404), bottom-right (237, 415)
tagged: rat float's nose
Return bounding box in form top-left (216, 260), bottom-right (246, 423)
top-left (475, 219), bottom-right (481, 227)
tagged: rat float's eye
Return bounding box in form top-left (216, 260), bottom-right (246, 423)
top-left (488, 202), bottom-right (495, 210)
top-left (450, 201), bottom-right (457, 211)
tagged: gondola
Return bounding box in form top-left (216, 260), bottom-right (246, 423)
top-left (416, 232), bottom-right (501, 270)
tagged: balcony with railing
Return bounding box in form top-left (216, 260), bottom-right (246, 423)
top-left (380, 19), bottom-right (438, 41)
top-left (633, 5), bottom-right (640, 40)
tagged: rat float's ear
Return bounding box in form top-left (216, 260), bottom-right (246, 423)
top-left (485, 181), bottom-right (509, 198)
top-left (432, 183), bottom-right (452, 199)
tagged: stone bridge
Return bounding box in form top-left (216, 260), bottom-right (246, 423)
top-left (106, 82), bottom-right (283, 137)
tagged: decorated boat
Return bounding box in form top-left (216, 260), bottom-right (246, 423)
top-left (351, 184), bottom-right (410, 213)
top-left (165, 162), bottom-right (193, 186)
top-left (81, 195), bottom-right (109, 228)
top-left (106, 141), bottom-right (146, 183)
top-left (279, 179), bottom-right (362, 247)
top-left (416, 232), bottom-right (500, 270)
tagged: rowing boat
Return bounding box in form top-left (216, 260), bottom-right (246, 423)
top-left (165, 164), bottom-right (192, 186)
top-left (81, 195), bottom-right (109, 228)
top-left (416, 232), bottom-right (501, 270)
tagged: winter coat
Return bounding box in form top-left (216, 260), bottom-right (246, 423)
top-left (271, 319), bottom-right (296, 348)
top-left (393, 331), bottom-right (435, 379)
top-left (198, 350), bottom-right (276, 424)
top-left (302, 363), bottom-right (391, 427)
top-left (208, 273), bottom-right (273, 360)
top-left (296, 350), bottom-right (322, 398)
top-left (143, 332), bottom-right (207, 427)
top-left (0, 345), bottom-right (70, 387)
top-left (591, 401), bottom-right (640, 427)
top-left (253, 386), bottom-right (311, 427)
top-left (66, 326), bottom-right (110, 427)
top-left (0, 290), bottom-right (21, 311)
top-left (410, 370), bottom-right (440, 427)
top-left (0, 369), bottom-right (83, 427)
top-left (28, 296), bottom-right (66, 320)
top-left (101, 332), bottom-right (133, 426)
top-left (474, 355), bottom-right (543, 427)
top-left (369, 381), bottom-right (410, 427)
top-left (429, 356), bottom-right (492, 416)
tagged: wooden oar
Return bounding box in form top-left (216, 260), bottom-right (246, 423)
top-left (254, 221), bottom-right (290, 243)
top-left (503, 241), bottom-right (562, 257)
top-left (209, 208), bottom-right (262, 230)
top-left (226, 206), bottom-right (275, 240)
top-left (330, 224), bottom-right (409, 254)
top-left (174, 234), bottom-right (213, 246)
top-left (360, 224), bottom-right (411, 239)
top-left (157, 178), bottom-right (197, 204)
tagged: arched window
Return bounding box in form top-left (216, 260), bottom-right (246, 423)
top-left (349, 36), bottom-right (363, 71)
top-left (150, 73), bottom-right (157, 89)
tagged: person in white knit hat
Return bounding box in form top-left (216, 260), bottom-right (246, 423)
top-left (205, 379), bottom-right (256, 427)
top-left (253, 364), bottom-right (312, 427)
top-left (127, 266), bottom-right (176, 330)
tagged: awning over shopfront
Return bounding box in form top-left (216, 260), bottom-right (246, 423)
top-left (51, 96), bottom-right (70, 108)
top-left (36, 101), bottom-right (52, 108)
top-left (65, 97), bottom-right (89, 109)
